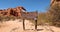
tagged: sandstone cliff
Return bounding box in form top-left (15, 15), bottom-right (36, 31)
top-left (0, 6), bottom-right (26, 17)
top-left (51, 0), bottom-right (60, 6)
top-left (0, 6), bottom-right (37, 20)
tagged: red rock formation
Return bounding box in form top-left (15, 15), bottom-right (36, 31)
top-left (0, 6), bottom-right (26, 17)
top-left (51, 0), bottom-right (60, 6)
top-left (0, 6), bottom-right (37, 19)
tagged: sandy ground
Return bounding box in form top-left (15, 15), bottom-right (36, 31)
top-left (0, 19), bottom-right (60, 32)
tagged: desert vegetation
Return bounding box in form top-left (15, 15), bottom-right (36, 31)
top-left (0, 15), bottom-right (20, 22)
top-left (37, 3), bottom-right (60, 27)
top-left (47, 3), bottom-right (60, 27)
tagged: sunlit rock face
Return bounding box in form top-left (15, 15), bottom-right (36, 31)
top-left (51, 0), bottom-right (60, 6)
top-left (0, 6), bottom-right (37, 19)
top-left (0, 6), bottom-right (26, 17)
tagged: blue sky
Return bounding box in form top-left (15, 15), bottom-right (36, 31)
top-left (0, 0), bottom-right (50, 12)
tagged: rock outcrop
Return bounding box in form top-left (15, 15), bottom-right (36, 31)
top-left (0, 6), bottom-right (37, 19)
top-left (51, 0), bottom-right (60, 6)
top-left (0, 6), bottom-right (26, 17)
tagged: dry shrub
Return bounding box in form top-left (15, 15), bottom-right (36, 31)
top-left (47, 3), bottom-right (60, 27)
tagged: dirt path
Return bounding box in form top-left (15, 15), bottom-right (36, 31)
top-left (0, 19), bottom-right (60, 32)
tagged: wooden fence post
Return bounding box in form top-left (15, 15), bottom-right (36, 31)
top-left (23, 19), bottom-right (25, 30)
top-left (35, 18), bottom-right (37, 30)
top-left (35, 11), bottom-right (38, 30)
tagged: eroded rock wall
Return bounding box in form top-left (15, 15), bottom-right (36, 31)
top-left (0, 6), bottom-right (26, 17)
